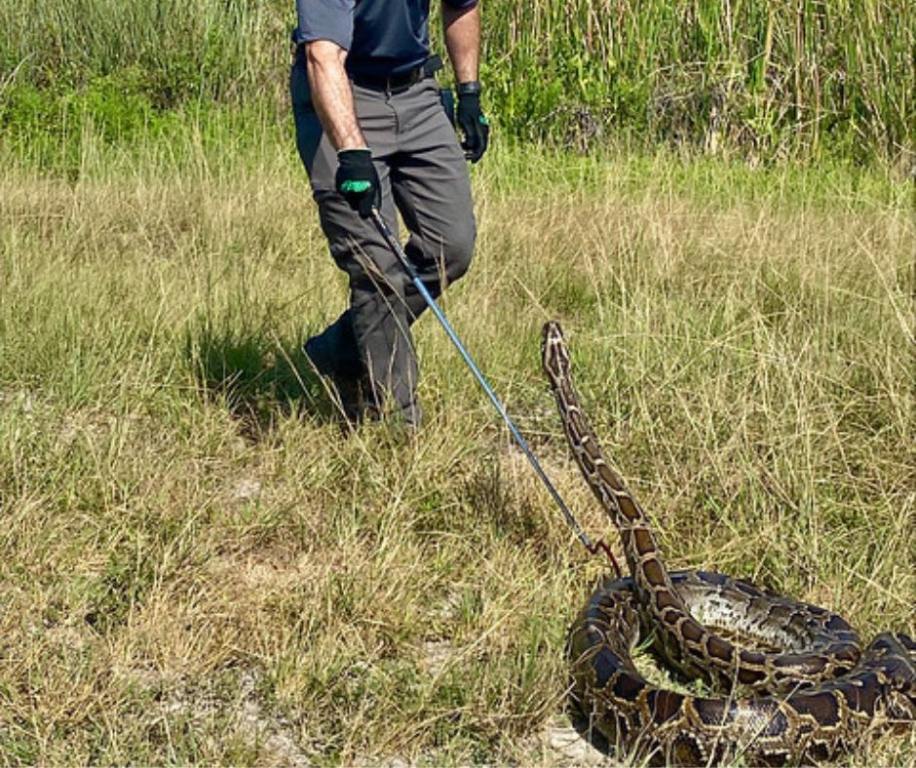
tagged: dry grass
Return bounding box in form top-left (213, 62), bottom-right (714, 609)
top-left (0, 141), bottom-right (913, 766)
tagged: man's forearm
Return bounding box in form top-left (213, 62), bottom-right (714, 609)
top-left (306, 40), bottom-right (366, 150)
top-left (443, 5), bottom-right (480, 84)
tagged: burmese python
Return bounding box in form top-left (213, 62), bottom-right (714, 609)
top-left (541, 321), bottom-right (915, 766)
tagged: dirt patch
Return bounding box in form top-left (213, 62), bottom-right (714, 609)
top-left (543, 718), bottom-right (619, 767)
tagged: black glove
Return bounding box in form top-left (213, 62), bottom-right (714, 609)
top-left (456, 82), bottom-right (490, 164)
top-left (335, 148), bottom-right (381, 218)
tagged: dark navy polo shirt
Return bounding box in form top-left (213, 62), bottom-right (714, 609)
top-left (295, 0), bottom-right (478, 78)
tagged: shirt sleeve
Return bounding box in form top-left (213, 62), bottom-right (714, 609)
top-left (295, 0), bottom-right (356, 50)
top-left (442, 0), bottom-right (478, 8)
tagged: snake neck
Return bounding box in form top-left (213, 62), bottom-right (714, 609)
top-left (541, 324), bottom-right (684, 607)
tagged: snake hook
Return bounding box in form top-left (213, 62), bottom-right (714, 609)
top-left (587, 538), bottom-right (622, 580)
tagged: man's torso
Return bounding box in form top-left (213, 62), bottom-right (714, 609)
top-left (295, 0), bottom-right (433, 78)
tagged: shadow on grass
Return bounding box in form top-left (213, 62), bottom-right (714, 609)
top-left (185, 317), bottom-right (342, 441)
top-left (566, 695), bottom-right (616, 759)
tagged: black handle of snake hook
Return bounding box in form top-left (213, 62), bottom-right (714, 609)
top-left (368, 207), bottom-right (618, 572)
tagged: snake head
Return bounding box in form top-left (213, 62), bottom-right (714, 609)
top-left (541, 321), bottom-right (571, 378)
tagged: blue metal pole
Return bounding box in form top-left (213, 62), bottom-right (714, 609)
top-left (370, 209), bottom-right (597, 553)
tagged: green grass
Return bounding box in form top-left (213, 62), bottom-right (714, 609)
top-left (481, 0), bottom-right (914, 162)
top-left (1, 0), bottom-right (913, 163)
top-left (0, 123), bottom-right (913, 765)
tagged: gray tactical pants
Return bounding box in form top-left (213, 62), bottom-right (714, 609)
top-left (290, 55), bottom-right (477, 425)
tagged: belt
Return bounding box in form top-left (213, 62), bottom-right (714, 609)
top-left (350, 55), bottom-right (444, 94)
top-left (291, 39), bottom-right (443, 95)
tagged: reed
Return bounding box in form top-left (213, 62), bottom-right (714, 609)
top-left (1, 0), bottom-right (912, 163)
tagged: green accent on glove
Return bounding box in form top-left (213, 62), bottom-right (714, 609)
top-left (479, 115), bottom-right (490, 126)
top-left (340, 180), bottom-right (373, 194)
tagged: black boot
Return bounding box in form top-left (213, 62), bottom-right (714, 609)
top-left (303, 312), bottom-right (367, 424)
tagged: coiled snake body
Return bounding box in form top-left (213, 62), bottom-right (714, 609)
top-left (541, 322), bottom-right (915, 765)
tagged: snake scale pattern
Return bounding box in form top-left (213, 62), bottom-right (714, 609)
top-left (541, 321), bottom-right (915, 766)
